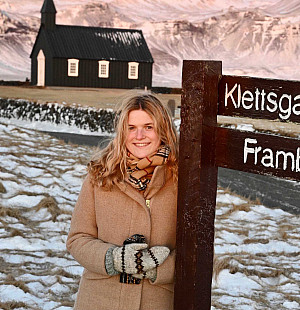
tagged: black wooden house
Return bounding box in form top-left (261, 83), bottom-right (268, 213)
top-left (30, 0), bottom-right (154, 89)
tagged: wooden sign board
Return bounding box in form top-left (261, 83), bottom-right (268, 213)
top-left (218, 75), bottom-right (300, 123)
top-left (216, 128), bottom-right (300, 181)
top-left (175, 60), bottom-right (300, 310)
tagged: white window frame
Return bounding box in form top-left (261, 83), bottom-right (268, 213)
top-left (128, 62), bottom-right (139, 79)
top-left (68, 59), bottom-right (79, 77)
top-left (98, 60), bottom-right (110, 78)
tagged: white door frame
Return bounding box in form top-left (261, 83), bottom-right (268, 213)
top-left (37, 49), bottom-right (45, 86)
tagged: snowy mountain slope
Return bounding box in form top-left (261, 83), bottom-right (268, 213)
top-left (0, 0), bottom-right (300, 86)
top-left (0, 9), bottom-right (39, 80)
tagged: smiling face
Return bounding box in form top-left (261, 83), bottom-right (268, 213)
top-left (125, 109), bottom-right (161, 159)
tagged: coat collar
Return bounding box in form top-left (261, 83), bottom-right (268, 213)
top-left (116, 166), bottom-right (169, 208)
top-left (144, 165), bottom-right (167, 199)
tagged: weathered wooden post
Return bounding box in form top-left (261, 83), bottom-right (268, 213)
top-left (175, 60), bottom-right (222, 310)
top-left (175, 60), bottom-right (300, 310)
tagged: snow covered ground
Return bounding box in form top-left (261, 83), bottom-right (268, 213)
top-left (0, 117), bottom-right (299, 309)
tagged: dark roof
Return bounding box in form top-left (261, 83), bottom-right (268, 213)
top-left (36, 25), bottom-right (153, 63)
top-left (41, 0), bottom-right (56, 13)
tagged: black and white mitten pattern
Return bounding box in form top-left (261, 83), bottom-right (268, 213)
top-left (132, 268), bottom-right (157, 282)
top-left (113, 244), bottom-right (170, 275)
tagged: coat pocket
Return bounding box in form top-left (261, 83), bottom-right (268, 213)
top-left (82, 268), bottom-right (111, 280)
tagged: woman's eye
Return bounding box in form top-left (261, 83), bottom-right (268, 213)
top-left (128, 126), bottom-right (135, 131)
top-left (146, 126), bottom-right (153, 130)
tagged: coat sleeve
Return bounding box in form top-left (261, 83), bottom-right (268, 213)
top-left (66, 174), bottom-right (114, 276)
top-left (152, 249), bottom-right (175, 285)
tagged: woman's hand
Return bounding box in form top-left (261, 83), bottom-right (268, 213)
top-left (113, 244), bottom-right (170, 275)
top-left (132, 268), bottom-right (157, 282)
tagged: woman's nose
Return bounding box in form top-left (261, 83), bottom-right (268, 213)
top-left (136, 128), bottom-right (145, 139)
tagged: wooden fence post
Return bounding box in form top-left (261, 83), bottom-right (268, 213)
top-left (175, 60), bottom-right (222, 310)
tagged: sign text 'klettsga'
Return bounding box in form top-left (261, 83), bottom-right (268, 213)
top-left (218, 75), bottom-right (300, 123)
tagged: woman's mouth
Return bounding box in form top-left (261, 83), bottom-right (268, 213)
top-left (134, 143), bottom-right (150, 147)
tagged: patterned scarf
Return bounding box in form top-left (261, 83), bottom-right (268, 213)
top-left (126, 145), bottom-right (170, 191)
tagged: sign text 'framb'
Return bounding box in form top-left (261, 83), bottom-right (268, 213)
top-left (244, 138), bottom-right (300, 172)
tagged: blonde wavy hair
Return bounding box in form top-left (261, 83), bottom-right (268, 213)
top-left (88, 93), bottom-right (179, 188)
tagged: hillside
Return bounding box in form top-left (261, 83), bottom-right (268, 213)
top-left (0, 0), bottom-right (300, 86)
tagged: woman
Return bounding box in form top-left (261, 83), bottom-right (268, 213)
top-left (67, 93), bottom-right (179, 310)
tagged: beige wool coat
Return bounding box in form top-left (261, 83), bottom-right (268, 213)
top-left (66, 165), bottom-right (177, 310)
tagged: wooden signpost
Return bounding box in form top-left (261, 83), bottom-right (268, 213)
top-left (174, 60), bottom-right (300, 310)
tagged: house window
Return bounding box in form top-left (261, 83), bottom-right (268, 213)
top-left (128, 62), bottom-right (139, 79)
top-left (68, 59), bottom-right (79, 77)
top-left (98, 60), bottom-right (109, 78)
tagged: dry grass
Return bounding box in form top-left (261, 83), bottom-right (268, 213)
top-left (214, 186), bottom-right (300, 307)
top-left (33, 196), bottom-right (62, 221)
top-left (227, 253), bottom-right (300, 279)
top-left (218, 115), bottom-right (300, 138)
top-left (59, 301), bottom-right (76, 307)
top-left (218, 203), bottom-right (252, 219)
top-left (0, 206), bottom-right (22, 220)
top-left (217, 187), bottom-right (263, 220)
top-left (229, 264), bottom-right (285, 279)
top-left (243, 238), bottom-right (269, 244)
top-left (4, 274), bottom-right (30, 294)
top-left (212, 254), bottom-right (286, 283)
top-left (0, 175), bottom-right (22, 186)
top-left (219, 227), bottom-right (249, 236)
top-left (278, 224), bottom-right (294, 240)
top-left (9, 228), bottom-right (25, 238)
top-left (285, 294), bottom-right (300, 304)
top-left (55, 268), bottom-right (80, 280)
top-left (16, 190), bottom-right (47, 197)
top-left (0, 85), bottom-right (181, 110)
top-left (213, 256), bottom-right (232, 281)
top-left (0, 301), bottom-right (28, 310)
top-left (0, 182), bottom-right (6, 193)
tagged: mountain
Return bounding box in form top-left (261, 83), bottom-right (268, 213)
top-left (0, 0), bottom-right (300, 87)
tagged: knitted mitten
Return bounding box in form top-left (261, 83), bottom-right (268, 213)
top-left (113, 245), bottom-right (170, 275)
top-left (113, 243), bottom-right (148, 275)
top-left (105, 246), bottom-right (119, 276)
top-left (132, 268), bottom-right (157, 282)
top-left (139, 246), bottom-right (170, 272)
